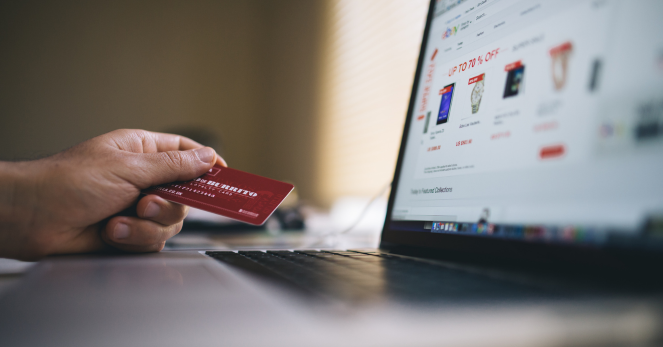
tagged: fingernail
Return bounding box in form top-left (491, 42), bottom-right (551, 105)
top-left (114, 223), bottom-right (130, 239)
top-left (195, 147), bottom-right (216, 164)
top-left (217, 156), bottom-right (228, 167)
top-left (144, 202), bottom-right (160, 218)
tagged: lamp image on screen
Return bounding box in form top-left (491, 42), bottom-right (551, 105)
top-left (436, 83), bottom-right (455, 125)
top-left (550, 41), bottom-right (573, 91)
top-left (423, 111), bottom-right (431, 134)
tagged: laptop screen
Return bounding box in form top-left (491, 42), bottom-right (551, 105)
top-left (388, 0), bottom-right (663, 249)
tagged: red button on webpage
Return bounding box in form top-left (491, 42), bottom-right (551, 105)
top-left (540, 145), bottom-right (565, 159)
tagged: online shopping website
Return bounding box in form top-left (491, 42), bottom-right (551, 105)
top-left (391, 0), bottom-right (663, 245)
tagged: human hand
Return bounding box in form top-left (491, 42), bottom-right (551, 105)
top-left (0, 129), bottom-right (226, 260)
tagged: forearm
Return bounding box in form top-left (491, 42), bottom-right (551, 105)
top-left (0, 161), bottom-right (40, 259)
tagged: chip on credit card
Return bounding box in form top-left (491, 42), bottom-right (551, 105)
top-left (142, 164), bottom-right (294, 225)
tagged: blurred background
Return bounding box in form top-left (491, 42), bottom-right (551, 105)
top-left (0, 0), bottom-right (429, 241)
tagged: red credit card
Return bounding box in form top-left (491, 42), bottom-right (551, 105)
top-left (142, 164), bottom-right (294, 225)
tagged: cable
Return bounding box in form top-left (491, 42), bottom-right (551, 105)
top-left (303, 181), bottom-right (392, 247)
top-left (337, 181), bottom-right (392, 235)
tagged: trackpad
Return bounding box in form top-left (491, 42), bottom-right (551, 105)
top-left (0, 252), bottom-right (301, 347)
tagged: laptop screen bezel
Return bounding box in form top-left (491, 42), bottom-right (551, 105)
top-left (378, 0), bottom-right (661, 267)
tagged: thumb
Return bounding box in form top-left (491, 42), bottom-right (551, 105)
top-left (129, 147), bottom-right (217, 188)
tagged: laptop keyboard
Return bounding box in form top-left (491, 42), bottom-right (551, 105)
top-left (206, 250), bottom-right (552, 302)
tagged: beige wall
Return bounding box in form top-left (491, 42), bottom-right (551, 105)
top-left (0, 0), bottom-right (323, 203)
top-left (257, 1), bottom-right (323, 205)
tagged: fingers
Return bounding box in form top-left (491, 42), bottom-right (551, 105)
top-left (137, 195), bottom-right (189, 226)
top-left (103, 215), bottom-right (183, 252)
top-left (105, 129), bottom-right (227, 167)
top-left (129, 146), bottom-right (217, 188)
top-left (143, 131), bottom-right (228, 167)
top-left (107, 129), bottom-right (204, 152)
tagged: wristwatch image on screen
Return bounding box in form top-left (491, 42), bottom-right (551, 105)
top-left (470, 73), bottom-right (485, 114)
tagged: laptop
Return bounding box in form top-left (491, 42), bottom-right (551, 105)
top-left (2, 0), bottom-right (663, 346)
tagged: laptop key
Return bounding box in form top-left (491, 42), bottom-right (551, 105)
top-left (207, 250), bottom-right (551, 302)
